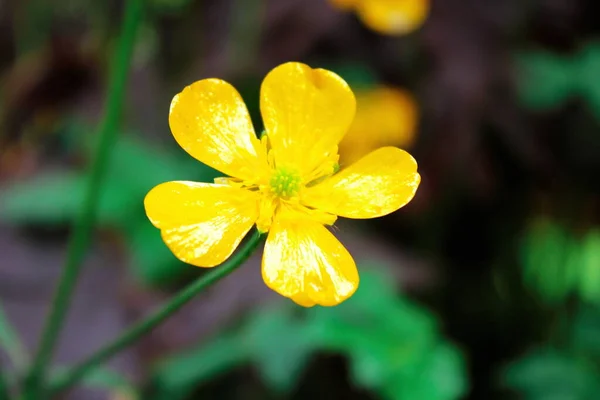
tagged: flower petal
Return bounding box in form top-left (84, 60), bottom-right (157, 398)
top-left (260, 62), bottom-right (356, 177)
top-left (338, 87), bottom-right (418, 166)
top-left (169, 79), bottom-right (268, 182)
top-left (356, 0), bottom-right (430, 35)
top-left (144, 181), bottom-right (259, 267)
top-left (303, 147), bottom-right (420, 219)
top-left (291, 293), bottom-right (316, 307)
top-left (262, 219), bottom-right (358, 306)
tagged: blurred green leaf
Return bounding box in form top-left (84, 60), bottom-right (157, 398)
top-left (521, 219), bottom-right (600, 306)
top-left (516, 41), bottom-right (600, 120)
top-left (0, 129), bottom-right (218, 286)
top-left (570, 303), bottom-right (600, 358)
top-left (517, 50), bottom-right (575, 110)
top-left (152, 332), bottom-right (248, 399)
top-left (503, 350), bottom-right (600, 400)
top-left (53, 367), bottom-right (139, 399)
top-left (245, 306), bottom-right (316, 393)
top-left (125, 221), bottom-right (192, 285)
top-left (382, 343), bottom-right (467, 400)
top-left (577, 230), bottom-right (600, 303)
top-left (575, 43), bottom-right (600, 120)
top-left (151, 268), bottom-right (468, 400)
top-left (0, 171), bottom-right (126, 225)
top-left (327, 63), bottom-right (379, 90)
top-left (521, 219), bottom-right (576, 304)
top-left (310, 270), bottom-right (438, 388)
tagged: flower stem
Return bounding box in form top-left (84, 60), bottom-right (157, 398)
top-left (48, 230), bottom-right (264, 395)
top-left (24, 0), bottom-right (143, 397)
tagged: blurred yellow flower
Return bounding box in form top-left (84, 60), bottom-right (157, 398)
top-left (330, 0), bottom-right (429, 35)
top-left (338, 86), bottom-right (418, 166)
top-left (144, 62), bottom-right (420, 306)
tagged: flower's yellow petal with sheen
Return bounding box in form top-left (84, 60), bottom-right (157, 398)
top-left (356, 0), bottom-right (430, 35)
top-left (303, 147), bottom-right (420, 219)
top-left (291, 293), bottom-right (316, 307)
top-left (338, 87), bottom-right (418, 166)
top-left (169, 79), bottom-right (268, 182)
top-left (144, 181), bottom-right (259, 267)
top-left (260, 62), bottom-right (356, 177)
top-left (262, 219), bottom-right (359, 306)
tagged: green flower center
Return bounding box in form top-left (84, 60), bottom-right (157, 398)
top-left (270, 167), bottom-right (302, 198)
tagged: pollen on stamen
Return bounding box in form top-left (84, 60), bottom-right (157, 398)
top-left (269, 167), bottom-right (302, 198)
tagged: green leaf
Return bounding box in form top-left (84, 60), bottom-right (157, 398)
top-left (577, 230), bottom-right (600, 303)
top-left (521, 219), bottom-right (576, 304)
top-left (244, 306), bottom-right (317, 393)
top-left (503, 350), bottom-right (600, 400)
top-left (0, 171), bottom-right (126, 225)
top-left (53, 367), bottom-right (139, 399)
top-left (516, 41), bottom-right (600, 121)
top-left (150, 268), bottom-right (469, 400)
top-left (570, 304), bottom-right (600, 358)
top-left (575, 42), bottom-right (600, 120)
top-left (516, 50), bottom-right (575, 110)
top-left (331, 63), bottom-right (379, 90)
top-left (101, 135), bottom-right (213, 199)
top-left (126, 221), bottom-right (192, 286)
top-left (309, 269), bottom-right (445, 392)
top-left (382, 343), bottom-right (467, 400)
top-left (152, 332), bottom-right (248, 398)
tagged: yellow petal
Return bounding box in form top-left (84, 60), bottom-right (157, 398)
top-left (338, 87), bottom-right (418, 166)
top-left (262, 219), bottom-right (359, 306)
top-left (144, 181), bottom-right (259, 267)
top-left (169, 79), bottom-right (268, 182)
top-left (260, 62), bottom-right (356, 177)
top-left (291, 293), bottom-right (316, 307)
top-left (303, 146), bottom-right (420, 219)
top-left (356, 0), bottom-right (430, 35)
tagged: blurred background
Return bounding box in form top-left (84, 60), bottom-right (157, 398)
top-left (1, 0), bottom-right (600, 399)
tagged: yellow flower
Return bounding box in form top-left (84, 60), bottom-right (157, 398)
top-left (144, 62), bottom-right (420, 306)
top-left (330, 0), bottom-right (429, 35)
top-left (338, 86), bottom-right (418, 167)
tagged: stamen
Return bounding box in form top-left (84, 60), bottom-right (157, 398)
top-left (270, 166), bottom-right (302, 198)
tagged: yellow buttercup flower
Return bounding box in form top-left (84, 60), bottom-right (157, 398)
top-left (144, 62), bottom-right (420, 306)
top-left (330, 0), bottom-right (429, 35)
top-left (338, 86), bottom-right (418, 167)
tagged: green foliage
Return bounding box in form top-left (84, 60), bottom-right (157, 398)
top-left (517, 41), bottom-right (600, 120)
top-left (503, 304), bottom-right (600, 399)
top-left (326, 63), bottom-right (379, 91)
top-left (521, 219), bottom-right (600, 305)
top-left (53, 367), bottom-right (140, 399)
top-left (0, 128), bottom-right (218, 286)
top-left (151, 268), bottom-right (468, 400)
top-left (503, 350), bottom-right (600, 400)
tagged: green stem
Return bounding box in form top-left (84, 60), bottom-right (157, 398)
top-left (0, 303), bottom-right (28, 374)
top-left (49, 230), bottom-right (264, 395)
top-left (24, 0), bottom-right (143, 396)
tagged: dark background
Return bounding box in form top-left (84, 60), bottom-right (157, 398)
top-left (1, 0), bottom-right (600, 399)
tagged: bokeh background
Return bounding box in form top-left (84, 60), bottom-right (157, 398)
top-left (1, 0), bottom-right (600, 399)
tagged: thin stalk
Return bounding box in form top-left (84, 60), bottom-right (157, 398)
top-left (24, 0), bottom-right (143, 396)
top-left (49, 230), bottom-right (265, 395)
